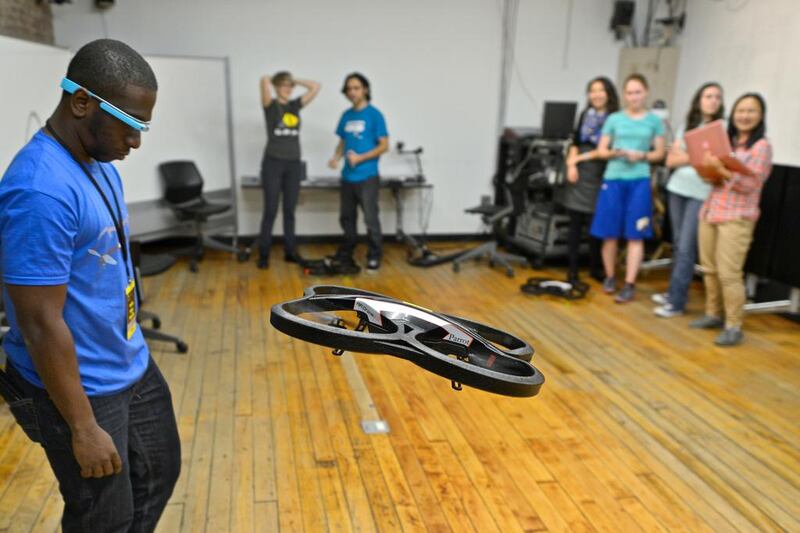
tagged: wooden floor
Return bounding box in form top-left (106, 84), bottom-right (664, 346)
top-left (1, 243), bottom-right (798, 532)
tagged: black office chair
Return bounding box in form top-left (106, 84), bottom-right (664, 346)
top-left (131, 241), bottom-right (188, 353)
top-left (451, 198), bottom-right (529, 278)
top-left (452, 157), bottom-right (532, 277)
top-left (159, 161), bottom-right (250, 272)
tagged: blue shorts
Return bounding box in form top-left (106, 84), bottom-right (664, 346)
top-left (590, 177), bottom-right (653, 240)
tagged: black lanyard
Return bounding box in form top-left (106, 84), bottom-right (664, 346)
top-left (45, 122), bottom-right (132, 280)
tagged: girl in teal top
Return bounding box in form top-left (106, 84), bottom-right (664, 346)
top-left (653, 82), bottom-right (725, 317)
top-left (591, 73), bottom-right (666, 303)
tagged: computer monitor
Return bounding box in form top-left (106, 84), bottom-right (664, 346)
top-left (541, 101), bottom-right (577, 139)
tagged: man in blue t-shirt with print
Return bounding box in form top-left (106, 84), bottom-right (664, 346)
top-left (0, 40), bottom-right (179, 532)
top-left (328, 72), bottom-right (389, 271)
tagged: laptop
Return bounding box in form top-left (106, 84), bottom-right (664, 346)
top-left (541, 101), bottom-right (578, 139)
top-left (684, 119), bottom-right (753, 178)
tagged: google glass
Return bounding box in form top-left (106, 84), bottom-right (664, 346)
top-left (60, 77), bottom-right (150, 132)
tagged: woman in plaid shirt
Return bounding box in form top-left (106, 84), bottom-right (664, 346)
top-left (689, 93), bottom-right (773, 346)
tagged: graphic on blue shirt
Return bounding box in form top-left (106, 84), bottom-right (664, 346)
top-left (335, 104), bottom-right (388, 182)
top-left (0, 131), bottom-right (149, 396)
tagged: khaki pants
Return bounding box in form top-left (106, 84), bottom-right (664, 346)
top-left (698, 218), bottom-right (756, 329)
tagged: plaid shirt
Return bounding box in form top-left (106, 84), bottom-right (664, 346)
top-left (701, 138), bottom-right (773, 223)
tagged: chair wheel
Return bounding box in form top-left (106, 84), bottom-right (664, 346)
top-left (489, 259), bottom-right (496, 267)
top-left (177, 341), bottom-right (189, 353)
top-left (237, 250), bottom-right (251, 263)
top-left (453, 263), bottom-right (460, 273)
top-left (152, 318), bottom-right (161, 330)
top-left (506, 268), bottom-right (514, 278)
top-left (189, 261), bottom-right (199, 273)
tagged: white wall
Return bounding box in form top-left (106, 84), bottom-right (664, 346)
top-left (47, 0), bottom-right (800, 238)
top-left (672, 0), bottom-right (800, 166)
top-left (0, 36), bottom-right (69, 173)
top-left (505, 0), bottom-right (626, 127)
top-left (51, 0), bottom-right (504, 236)
top-left (50, 0), bottom-right (643, 236)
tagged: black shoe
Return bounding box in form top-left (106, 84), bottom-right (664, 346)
top-left (284, 252), bottom-right (304, 264)
top-left (334, 254), bottom-right (356, 266)
top-left (257, 255), bottom-right (269, 269)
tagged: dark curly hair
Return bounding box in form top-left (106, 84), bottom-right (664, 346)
top-left (341, 72), bottom-right (371, 101)
top-left (685, 82), bottom-right (724, 131)
top-left (66, 39), bottom-right (156, 101)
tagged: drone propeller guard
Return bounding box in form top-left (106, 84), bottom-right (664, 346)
top-left (270, 285), bottom-right (544, 397)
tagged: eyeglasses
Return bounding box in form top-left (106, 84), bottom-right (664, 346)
top-left (60, 77), bottom-right (150, 132)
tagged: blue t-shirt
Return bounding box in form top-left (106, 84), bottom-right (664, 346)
top-left (335, 104), bottom-right (388, 182)
top-left (0, 131), bottom-right (149, 396)
top-left (601, 111), bottom-right (665, 180)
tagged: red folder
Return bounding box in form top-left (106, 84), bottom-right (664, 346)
top-left (684, 119), bottom-right (753, 178)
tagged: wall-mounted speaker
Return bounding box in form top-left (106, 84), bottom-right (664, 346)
top-left (610, 0), bottom-right (635, 39)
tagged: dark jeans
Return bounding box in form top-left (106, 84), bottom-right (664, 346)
top-left (257, 156), bottom-right (303, 258)
top-left (566, 209), bottom-right (602, 280)
top-left (4, 358), bottom-right (180, 533)
top-left (667, 192), bottom-right (703, 311)
top-left (336, 176), bottom-right (382, 261)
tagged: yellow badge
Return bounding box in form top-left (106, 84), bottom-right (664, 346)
top-left (282, 112), bottom-right (299, 128)
top-left (125, 279), bottom-right (137, 340)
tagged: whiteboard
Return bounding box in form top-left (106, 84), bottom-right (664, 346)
top-left (0, 36), bottom-right (70, 174)
top-left (115, 55), bottom-right (232, 203)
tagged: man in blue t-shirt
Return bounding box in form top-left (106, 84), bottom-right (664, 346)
top-left (0, 40), bottom-right (179, 532)
top-left (328, 72), bottom-right (389, 271)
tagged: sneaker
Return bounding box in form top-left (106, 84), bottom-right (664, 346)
top-left (256, 255), bottom-right (269, 270)
top-left (602, 277), bottom-right (616, 294)
top-left (614, 283), bottom-right (636, 303)
top-left (366, 258), bottom-right (381, 272)
top-left (654, 304), bottom-right (684, 318)
top-left (714, 327), bottom-right (744, 346)
top-left (689, 315), bottom-right (725, 329)
top-left (651, 292), bottom-right (670, 305)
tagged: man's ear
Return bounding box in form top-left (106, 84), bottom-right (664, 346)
top-left (69, 89), bottom-right (92, 118)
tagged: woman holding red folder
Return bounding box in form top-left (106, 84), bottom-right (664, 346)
top-left (652, 82), bottom-right (724, 318)
top-left (689, 93), bottom-right (773, 346)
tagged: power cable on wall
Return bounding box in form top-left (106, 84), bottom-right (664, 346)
top-left (562, 0), bottom-right (573, 69)
top-left (709, 0), bottom-right (751, 11)
top-left (100, 10), bottom-right (109, 38)
top-left (513, 62), bottom-right (537, 111)
top-left (497, 0), bottom-right (520, 134)
top-left (501, 0), bottom-right (579, 118)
